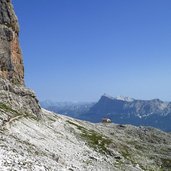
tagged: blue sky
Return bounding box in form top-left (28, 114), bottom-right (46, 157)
top-left (12, 0), bottom-right (171, 102)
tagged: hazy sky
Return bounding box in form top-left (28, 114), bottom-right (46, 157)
top-left (12, 0), bottom-right (171, 102)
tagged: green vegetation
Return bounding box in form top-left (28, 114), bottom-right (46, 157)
top-left (81, 129), bottom-right (112, 154)
top-left (0, 102), bottom-right (20, 115)
top-left (0, 102), bottom-right (38, 121)
top-left (120, 146), bottom-right (132, 160)
top-left (160, 158), bottom-right (171, 169)
top-left (67, 120), bottom-right (85, 130)
top-left (67, 120), bottom-right (112, 155)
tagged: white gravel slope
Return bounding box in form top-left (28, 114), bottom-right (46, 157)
top-left (0, 108), bottom-right (170, 171)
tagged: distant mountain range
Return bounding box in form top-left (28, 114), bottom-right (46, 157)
top-left (40, 101), bottom-right (94, 118)
top-left (41, 95), bottom-right (171, 132)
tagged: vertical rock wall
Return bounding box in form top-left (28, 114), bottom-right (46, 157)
top-left (0, 0), bottom-right (41, 118)
top-left (0, 0), bottom-right (24, 85)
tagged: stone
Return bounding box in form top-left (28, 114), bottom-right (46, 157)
top-left (0, 78), bottom-right (41, 118)
top-left (0, 0), bottom-right (41, 118)
top-left (0, 0), bottom-right (24, 85)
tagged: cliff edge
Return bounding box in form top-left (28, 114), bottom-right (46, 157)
top-left (0, 0), bottom-right (24, 85)
top-left (0, 0), bottom-right (41, 118)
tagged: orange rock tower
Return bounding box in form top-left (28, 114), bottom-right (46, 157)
top-left (0, 0), bottom-right (24, 85)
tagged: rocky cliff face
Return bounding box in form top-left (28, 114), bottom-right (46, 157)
top-left (0, 0), bottom-right (24, 85)
top-left (0, 0), bottom-right (41, 118)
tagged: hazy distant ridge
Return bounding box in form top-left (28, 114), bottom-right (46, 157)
top-left (42, 95), bottom-right (171, 132)
top-left (80, 95), bottom-right (171, 131)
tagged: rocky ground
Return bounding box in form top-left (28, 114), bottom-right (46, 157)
top-left (1, 1), bottom-right (170, 170)
top-left (0, 105), bottom-right (171, 171)
top-left (0, 77), bottom-right (169, 171)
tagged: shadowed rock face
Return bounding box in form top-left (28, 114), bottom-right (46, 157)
top-left (0, 0), bottom-right (24, 85)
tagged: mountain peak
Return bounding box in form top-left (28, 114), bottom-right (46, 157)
top-left (102, 94), bottom-right (115, 100)
top-left (115, 96), bottom-right (135, 102)
top-left (102, 94), bottom-right (134, 102)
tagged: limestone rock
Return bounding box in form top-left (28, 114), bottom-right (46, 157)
top-left (0, 78), bottom-right (41, 118)
top-left (0, 0), bottom-right (24, 85)
top-left (0, 0), bottom-right (41, 118)
top-left (0, 109), bottom-right (170, 170)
